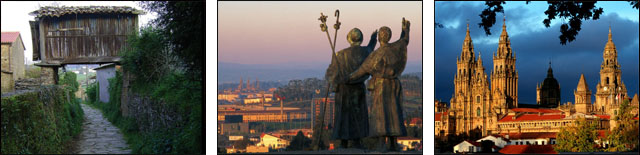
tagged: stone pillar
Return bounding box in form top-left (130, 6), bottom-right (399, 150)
top-left (35, 63), bottom-right (60, 86)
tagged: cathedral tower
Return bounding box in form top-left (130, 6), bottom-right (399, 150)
top-left (451, 22), bottom-right (493, 136)
top-left (595, 27), bottom-right (628, 114)
top-left (491, 18), bottom-right (518, 112)
top-left (575, 74), bottom-right (592, 114)
top-left (452, 22), bottom-right (478, 134)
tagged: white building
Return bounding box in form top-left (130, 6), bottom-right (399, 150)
top-left (256, 133), bottom-right (289, 149)
top-left (501, 132), bottom-right (557, 146)
top-left (476, 135), bottom-right (510, 148)
top-left (453, 140), bottom-right (482, 153)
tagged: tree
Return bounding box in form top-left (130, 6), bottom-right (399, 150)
top-left (233, 139), bottom-right (250, 150)
top-left (606, 100), bottom-right (639, 152)
top-left (554, 117), bottom-right (600, 152)
top-left (287, 131), bottom-right (312, 151)
top-left (478, 1), bottom-right (637, 45)
top-left (59, 71), bottom-right (79, 94)
top-left (480, 140), bottom-right (495, 153)
top-left (139, 1), bottom-right (204, 79)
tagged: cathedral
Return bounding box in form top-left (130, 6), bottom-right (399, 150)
top-left (442, 20), bottom-right (638, 137)
top-left (236, 76), bottom-right (260, 93)
top-left (449, 18), bottom-right (518, 136)
top-left (536, 62), bottom-right (561, 108)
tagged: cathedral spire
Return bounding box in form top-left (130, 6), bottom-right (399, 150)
top-left (547, 60), bottom-right (553, 78)
top-left (477, 51), bottom-right (483, 67)
top-left (497, 15), bottom-right (511, 58)
top-left (461, 19), bottom-right (474, 61)
top-left (608, 26), bottom-right (612, 41)
top-left (577, 74), bottom-right (589, 92)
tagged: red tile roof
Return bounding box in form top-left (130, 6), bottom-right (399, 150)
top-left (1, 32), bottom-right (20, 43)
top-left (594, 115), bottom-right (611, 120)
top-left (410, 117), bottom-right (422, 125)
top-left (499, 145), bottom-right (557, 154)
top-left (465, 140), bottom-right (481, 147)
top-left (597, 130), bottom-right (608, 139)
top-left (510, 108), bottom-right (563, 113)
top-left (499, 114), bottom-right (565, 122)
top-left (499, 132), bottom-right (557, 140)
top-left (435, 113), bottom-right (443, 121)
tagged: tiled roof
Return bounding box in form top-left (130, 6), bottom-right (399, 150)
top-left (499, 114), bottom-right (565, 122)
top-left (510, 108), bottom-right (563, 113)
top-left (499, 145), bottom-right (557, 154)
top-left (410, 117), bottom-right (422, 124)
top-left (597, 130), bottom-right (608, 139)
top-left (464, 140), bottom-right (481, 147)
top-left (1, 32), bottom-right (20, 43)
top-left (484, 134), bottom-right (511, 142)
top-left (435, 113), bottom-right (443, 121)
top-left (499, 132), bottom-right (557, 140)
top-left (30, 6), bottom-right (145, 17)
top-left (594, 114), bottom-right (611, 120)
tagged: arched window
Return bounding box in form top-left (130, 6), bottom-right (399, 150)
top-left (476, 107), bottom-right (481, 117)
top-left (614, 110), bottom-right (617, 115)
top-left (606, 77), bottom-right (610, 84)
top-left (476, 96), bottom-right (480, 103)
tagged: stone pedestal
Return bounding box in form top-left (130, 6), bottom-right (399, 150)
top-left (34, 63), bottom-right (61, 85)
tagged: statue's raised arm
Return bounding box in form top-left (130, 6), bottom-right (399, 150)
top-left (394, 17), bottom-right (410, 45)
top-left (366, 30), bottom-right (378, 53)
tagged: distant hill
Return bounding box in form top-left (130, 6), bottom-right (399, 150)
top-left (217, 61), bottom-right (422, 83)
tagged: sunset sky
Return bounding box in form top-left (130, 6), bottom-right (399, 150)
top-left (218, 1), bottom-right (422, 66)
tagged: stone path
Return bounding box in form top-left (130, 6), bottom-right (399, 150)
top-left (73, 104), bottom-right (132, 154)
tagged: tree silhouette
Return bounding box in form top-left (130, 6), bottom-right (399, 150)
top-left (478, 1), bottom-right (637, 45)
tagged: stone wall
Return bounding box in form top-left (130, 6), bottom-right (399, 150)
top-left (122, 92), bottom-right (183, 133)
top-left (121, 70), bottom-right (182, 133)
top-left (1, 72), bottom-right (14, 93)
top-left (11, 36), bottom-right (25, 80)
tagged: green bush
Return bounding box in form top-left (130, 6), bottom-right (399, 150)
top-left (1, 86), bottom-right (84, 154)
top-left (59, 72), bottom-right (79, 94)
top-left (85, 82), bottom-right (98, 103)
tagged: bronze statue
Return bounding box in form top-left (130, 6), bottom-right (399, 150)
top-left (348, 18), bottom-right (410, 152)
top-left (325, 28), bottom-right (377, 149)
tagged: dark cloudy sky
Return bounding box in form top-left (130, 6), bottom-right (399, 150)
top-left (435, 1), bottom-right (639, 105)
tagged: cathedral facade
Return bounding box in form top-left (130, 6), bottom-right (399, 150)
top-left (440, 21), bottom-right (639, 138)
top-left (449, 19), bottom-right (517, 136)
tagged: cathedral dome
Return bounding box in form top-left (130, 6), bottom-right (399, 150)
top-left (541, 66), bottom-right (559, 90)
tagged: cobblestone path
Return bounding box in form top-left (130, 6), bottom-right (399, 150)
top-left (73, 104), bottom-right (131, 154)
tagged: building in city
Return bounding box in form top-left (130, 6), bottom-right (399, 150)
top-left (449, 18), bottom-right (518, 136)
top-left (256, 133), bottom-right (289, 149)
top-left (397, 137), bottom-right (421, 151)
top-left (1, 32), bottom-right (26, 93)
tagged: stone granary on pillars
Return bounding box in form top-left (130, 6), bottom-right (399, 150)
top-left (1, 32), bottom-right (26, 93)
top-left (28, 6), bottom-right (144, 84)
